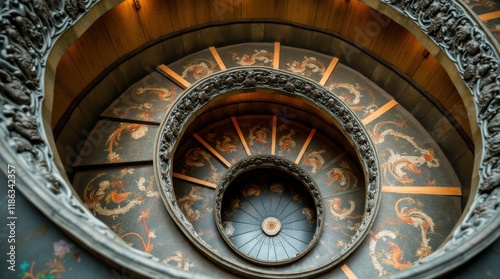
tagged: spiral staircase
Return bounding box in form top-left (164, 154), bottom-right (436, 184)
top-left (64, 43), bottom-right (463, 278)
top-left (1, 1), bottom-right (499, 279)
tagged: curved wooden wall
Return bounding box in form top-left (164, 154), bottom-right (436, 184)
top-left (53, 0), bottom-right (471, 141)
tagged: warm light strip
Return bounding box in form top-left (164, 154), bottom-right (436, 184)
top-left (382, 186), bottom-right (462, 196)
top-left (362, 99), bottom-right (398, 125)
top-left (341, 264), bottom-right (358, 279)
top-left (273, 42), bottom-right (280, 69)
top-left (157, 64), bottom-right (191, 89)
top-left (231, 117), bottom-right (251, 156)
top-left (172, 172), bottom-right (217, 189)
top-left (295, 128), bottom-right (316, 164)
top-left (478, 11), bottom-right (500, 21)
top-left (193, 133), bottom-right (232, 168)
top-left (209, 46), bottom-right (226, 70)
top-left (319, 57), bottom-right (339, 85)
top-left (271, 115), bottom-right (277, 155)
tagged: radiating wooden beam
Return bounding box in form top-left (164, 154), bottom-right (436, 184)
top-left (172, 172), bottom-right (216, 189)
top-left (157, 64), bottom-right (191, 89)
top-left (478, 11), bottom-right (500, 21)
top-left (341, 264), bottom-right (358, 279)
top-left (382, 186), bottom-right (462, 196)
top-left (362, 99), bottom-right (398, 125)
top-left (231, 116), bottom-right (251, 156)
top-left (319, 57), bottom-right (339, 85)
top-left (273, 42), bottom-right (280, 69)
top-left (209, 46), bottom-right (226, 70)
top-left (193, 133), bottom-right (232, 168)
top-left (295, 128), bottom-right (316, 164)
top-left (271, 115), bottom-right (277, 155)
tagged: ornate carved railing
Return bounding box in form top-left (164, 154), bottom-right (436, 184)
top-left (0, 0), bottom-right (498, 278)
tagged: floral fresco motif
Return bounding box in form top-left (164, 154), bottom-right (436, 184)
top-left (19, 240), bottom-right (78, 279)
top-left (163, 251), bottom-right (195, 271)
top-left (204, 130), bottom-right (242, 163)
top-left (286, 56), bottom-right (326, 77)
top-left (183, 148), bottom-right (221, 183)
top-left (224, 197), bottom-right (241, 216)
top-left (326, 197), bottom-right (363, 237)
top-left (106, 123), bottom-right (149, 163)
top-left (303, 150), bottom-right (326, 174)
top-left (111, 85), bottom-right (178, 121)
top-left (370, 230), bottom-right (412, 276)
top-left (231, 49), bottom-right (273, 66)
top-left (181, 58), bottom-right (217, 80)
top-left (121, 209), bottom-right (155, 253)
top-left (325, 161), bottom-right (359, 191)
top-left (370, 120), bottom-right (440, 185)
top-left (82, 168), bottom-right (159, 217)
top-left (395, 197), bottom-right (435, 258)
top-left (178, 186), bottom-right (212, 224)
top-left (369, 197), bottom-right (437, 276)
top-left (248, 123), bottom-right (268, 145)
top-left (278, 124), bottom-right (297, 155)
top-left (241, 183), bottom-right (261, 197)
top-left (327, 82), bottom-right (378, 116)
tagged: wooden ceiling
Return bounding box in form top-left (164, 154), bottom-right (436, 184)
top-left (53, 0), bottom-right (472, 139)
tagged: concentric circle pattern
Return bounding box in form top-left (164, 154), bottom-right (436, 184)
top-left (216, 160), bottom-right (322, 265)
top-left (70, 43), bottom-right (464, 279)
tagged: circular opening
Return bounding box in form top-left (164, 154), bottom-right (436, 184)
top-left (215, 157), bottom-right (324, 266)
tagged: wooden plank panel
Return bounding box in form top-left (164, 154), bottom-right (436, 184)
top-left (319, 57), bottom-right (339, 85)
top-left (75, 18), bottom-right (118, 79)
top-left (137, 0), bottom-right (174, 40)
top-left (339, 0), bottom-right (359, 37)
top-left (370, 17), bottom-right (398, 59)
top-left (286, 0), bottom-right (318, 25)
top-left (193, 133), bottom-right (232, 168)
top-left (341, 264), bottom-right (358, 279)
top-left (271, 115), bottom-right (277, 155)
top-left (157, 64), bottom-right (191, 88)
top-left (411, 55), bottom-right (442, 88)
top-left (362, 99), bottom-right (398, 125)
top-left (209, 46), bottom-right (227, 70)
top-left (175, 0), bottom-right (198, 28)
top-left (382, 186), bottom-right (462, 196)
top-left (101, 1), bottom-right (147, 58)
top-left (314, 0), bottom-right (334, 29)
top-left (379, 23), bottom-right (408, 65)
top-left (393, 35), bottom-right (426, 76)
top-left (193, 0), bottom-right (211, 25)
top-left (295, 128), bottom-right (316, 164)
top-left (166, 0), bottom-right (181, 31)
top-left (274, 42), bottom-right (280, 69)
top-left (173, 172), bottom-right (217, 189)
top-left (232, 117), bottom-right (251, 156)
top-left (56, 51), bottom-right (88, 99)
top-left (66, 44), bottom-right (95, 84)
top-left (423, 66), bottom-right (453, 97)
